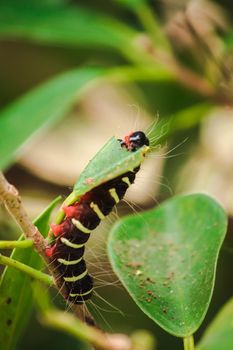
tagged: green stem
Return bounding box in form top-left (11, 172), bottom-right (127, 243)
top-left (0, 254), bottom-right (53, 286)
top-left (0, 239), bottom-right (33, 249)
top-left (55, 191), bottom-right (79, 225)
top-left (108, 65), bottom-right (174, 84)
top-left (134, 3), bottom-right (171, 52)
top-left (40, 309), bottom-right (155, 350)
top-left (42, 310), bottom-right (109, 347)
top-left (183, 335), bottom-right (195, 350)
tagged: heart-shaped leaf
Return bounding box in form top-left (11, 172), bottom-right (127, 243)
top-left (108, 194), bottom-right (227, 337)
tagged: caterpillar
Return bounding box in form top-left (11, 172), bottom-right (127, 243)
top-left (45, 131), bottom-right (149, 304)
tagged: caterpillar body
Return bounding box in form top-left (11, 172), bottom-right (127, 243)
top-left (45, 131), bottom-right (149, 304)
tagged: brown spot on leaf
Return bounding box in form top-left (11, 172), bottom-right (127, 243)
top-left (6, 297), bottom-right (12, 304)
top-left (7, 319), bottom-right (12, 326)
top-left (146, 297), bottom-right (152, 303)
top-left (85, 178), bottom-right (94, 185)
top-left (126, 262), bottom-right (142, 269)
top-left (147, 290), bottom-right (155, 297)
top-left (166, 272), bottom-right (174, 280)
top-left (145, 277), bottom-right (155, 284)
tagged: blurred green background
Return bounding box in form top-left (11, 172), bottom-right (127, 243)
top-left (0, 0), bottom-right (233, 349)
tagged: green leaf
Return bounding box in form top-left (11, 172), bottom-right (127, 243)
top-left (114, 0), bottom-right (147, 9)
top-left (0, 67), bottom-right (104, 170)
top-left (0, 4), bottom-right (136, 53)
top-left (5, 0), bottom-right (67, 7)
top-left (108, 194), bottom-right (227, 337)
top-left (55, 137), bottom-right (149, 223)
top-left (197, 297), bottom-right (233, 350)
top-left (0, 196), bottom-right (60, 350)
top-left (74, 137), bottom-right (148, 197)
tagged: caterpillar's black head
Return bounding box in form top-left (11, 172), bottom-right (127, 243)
top-left (119, 131), bottom-right (149, 152)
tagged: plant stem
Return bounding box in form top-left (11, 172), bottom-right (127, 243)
top-left (134, 3), bottom-right (171, 52)
top-left (183, 335), bottom-right (195, 350)
top-left (42, 310), bottom-right (125, 350)
top-left (0, 239), bottom-right (33, 249)
top-left (40, 308), bottom-right (154, 350)
top-left (108, 65), bottom-right (174, 84)
top-left (0, 172), bottom-right (46, 255)
top-left (33, 282), bottom-right (154, 350)
top-left (149, 49), bottom-right (216, 99)
top-left (0, 254), bottom-right (53, 285)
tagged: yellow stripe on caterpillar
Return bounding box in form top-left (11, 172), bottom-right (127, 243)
top-left (122, 177), bottom-right (131, 186)
top-left (109, 188), bottom-right (120, 203)
top-left (69, 288), bottom-right (93, 297)
top-left (57, 257), bottom-right (83, 265)
top-left (60, 237), bottom-right (84, 249)
top-left (71, 218), bottom-right (91, 234)
top-left (64, 270), bottom-right (88, 282)
top-left (90, 202), bottom-right (105, 220)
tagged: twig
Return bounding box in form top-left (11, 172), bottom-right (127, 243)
top-left (133, 34), bottom-right (233, 106)
top-left (133, 2), bottom-right (171, 52)
top-left (0, 172), bottom-right (46, 255)
top-left (149, 46), bottom-right (215, 98)
top-left (0, 254), bottom-right (53, 285)
top-left (41, 310), bottom-right (131, 350)
top-left (151, 47), bottom-right (233, 105)
top-left (40, 309), bottom-right (154, 350)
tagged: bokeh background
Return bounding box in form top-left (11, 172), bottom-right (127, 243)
top-left (0, 0), bottom-right (233, 349)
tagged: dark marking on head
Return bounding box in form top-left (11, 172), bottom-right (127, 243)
top-left (7, 319), bottom-right (12, 326)
top-left (119, 131), bottom-right (149, 152)
top-left (129, 131), bottom-right (149, 150)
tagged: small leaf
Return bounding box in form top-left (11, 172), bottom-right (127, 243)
top-left (0, 196), bottom-right (60, 350)
top-left (55, 137), bottom-right (149, 223)
top-left (0, 67), bottom-right (104, 170)
top-left (197, 297), bottom-right (233, 350)
top-left (108, 194), bottom-right (227, 337)
top-left (73, 137), bottom-right (148, 197)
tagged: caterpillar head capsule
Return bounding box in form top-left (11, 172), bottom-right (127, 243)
top-left (119, 131), bottom-right (149, 152)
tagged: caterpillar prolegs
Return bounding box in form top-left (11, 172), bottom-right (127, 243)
top-left (45, 131), bottom-right (149, 304)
